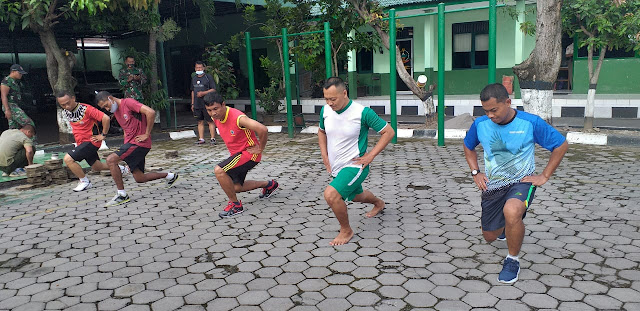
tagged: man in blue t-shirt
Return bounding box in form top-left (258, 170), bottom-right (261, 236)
top-left (463, 83), bottom-right (568, 284)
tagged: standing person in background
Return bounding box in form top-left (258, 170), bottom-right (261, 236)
top-left (191, 61), bottom-right (218, 145)
top-left (1, 64), bottom-right (35, 130)
top-left (118, 56), bottom-right (147, 101)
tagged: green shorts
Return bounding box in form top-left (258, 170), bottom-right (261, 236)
top-left (330, 166), bottom-right (370, 201)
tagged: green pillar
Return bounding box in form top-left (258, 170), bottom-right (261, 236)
top-left (437, 3), bottom-right (445, 147)
top-left (282, 28), bottom-right (294, 138)
top-left (158, 40), bottom-right (170, 128)
top-left (324, 22), bottom-right (332, 79)
top-left (245, 32), bottom-right (257, 120)
top-left (347, 30), bottom-right (357, 99)
top-left (488, 0), bottom-right (497, 84)
top-left (389, 8), bottom-right (397, 144)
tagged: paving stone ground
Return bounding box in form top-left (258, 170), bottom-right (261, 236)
top-left (1, 134), bottom-right (640, 311)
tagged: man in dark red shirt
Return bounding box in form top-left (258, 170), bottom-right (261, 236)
top-left (56, 91), bottom-right (127, 192)
top-left (96, 91), bottom-right (179, 207)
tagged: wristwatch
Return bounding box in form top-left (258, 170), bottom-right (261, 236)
top-left (471, 169), bottom-right (479, 176)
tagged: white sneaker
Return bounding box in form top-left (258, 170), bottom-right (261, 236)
top-left (119, 165), bottom-right (130, 175)
top-left (73, 180), bottom-right (92, 192)
top-left (1, 172), bottom-right (8, 177)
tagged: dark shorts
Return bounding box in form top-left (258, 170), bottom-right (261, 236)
top-left (218, 151), bottom-right (259, 185)
top-left (68, 142), bottom-right (100, 166)
top-left (480, 182), bottom-right (536, 232)
top-left (193, 107), bottom-right (213, 122)
top-left (115, 143), bottom-right (150, 172)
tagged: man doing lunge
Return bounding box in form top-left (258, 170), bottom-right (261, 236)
top-left (56, 91), bottom-right (128, 191)
top-left (319, 77), bottom-right (394, 246)
top-left (203, 93), bottom-right (279, 218)
top-left (464, 83), bottom-right (568, 284)
top-left (96, 91), bottom-right (179, 207)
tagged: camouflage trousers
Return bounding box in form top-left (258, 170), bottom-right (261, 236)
top-left (2, 103), bottom-right (34, 129)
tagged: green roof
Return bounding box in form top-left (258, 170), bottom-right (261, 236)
top-left (375, 0), bottom-right (436, 7)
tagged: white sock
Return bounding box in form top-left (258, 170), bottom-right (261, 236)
top-left (165, 173), bottom-right (175, 180)
top-left (80, 177), bottom-right (89, 183)
top-left (506, 254), bottom-right (519, 261)
top-left (117, 190), bottom-right (127, 197)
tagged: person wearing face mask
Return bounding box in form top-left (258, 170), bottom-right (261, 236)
top-left (95, 91), bottom-right (179, 207)
top-left (118, 56), bottom-right (147, 101)
top-left (55, 90), bottom-right (128, 192)
top-left (191, 61), bottom-right (218, 145)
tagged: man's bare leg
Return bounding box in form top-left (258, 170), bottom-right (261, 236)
top-left (233, 180), bottom-right (268, 193)
top-left (353, 190), bottom-right (385, 218)
top-left (106, 153), bottom-right (125, 190)
top-left (197, 120), bottom-right (205, 140)
top-left (503, 198), bottom-right (526, 256)
top-left (215, 165), bottom-right (240, 202)
top-left (131, 170), bottom-right (168, 183)
top-left (208, 121), bottom-right (216, 140)
top-left (324, 186), bottom-right (354, 246)
top-left (91, 160), bottom-right (110, 172)
top-left (64, 154), bottom-right (86, 179)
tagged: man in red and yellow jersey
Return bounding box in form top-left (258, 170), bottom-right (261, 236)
top-left (204, 93), bottom-right (279, 218)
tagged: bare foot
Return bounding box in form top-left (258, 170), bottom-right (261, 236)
top-left (365, 200), bottom-right (385, 218)
top-left (330, 228), bottom-right (354, 246)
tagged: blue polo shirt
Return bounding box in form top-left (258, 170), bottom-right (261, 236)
top-left (464, 110), bottom-right (566, 190)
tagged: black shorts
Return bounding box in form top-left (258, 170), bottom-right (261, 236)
top-left (114, 143), bottom-right (150, 172)
top-left (217, 152), bottom-right (259, 185)
top-left (68, 142), bottom-right (100, 166)
top-left (480, 182), bottom-right (537, 232)
top-left (193, 107), bottom-right (213, 122)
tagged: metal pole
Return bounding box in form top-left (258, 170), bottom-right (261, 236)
top-left (389, 9), bottom-right (397, 144)
top-left (324, 22), bottom-right (332, 79)
top-left (283, 28), bottom-right (294, 138)
top-left (158, 40), bottom-right (170, 128)
top-left (81, 38), bottom-right (88, 74)
top-left (438, 3), bottom-right (445, 146)
top-left (245, 32), bottom-right (257, 120)
top-left (488, 0), bottom-right (497, 84)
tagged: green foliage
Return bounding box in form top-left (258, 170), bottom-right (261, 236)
top-left (255, 80), bottom-right (284, 115)
top-left (563, 0), bottom-right (640, 54)
top-left (70, 0), bottom-right (109, 15)
top-left (500, 2), bottom-right (537, 36)
top-left (158, 18), bottom-right (181, 42)
top-left (118, 47), bottom-right (169, 110)
top-left (202, 43), bottom-right (240, 100)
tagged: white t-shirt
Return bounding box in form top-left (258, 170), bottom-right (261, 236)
top-left (319, 100), bottom-right (388, 176)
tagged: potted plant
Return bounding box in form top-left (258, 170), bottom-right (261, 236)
top-left (255, 80), bottom-right (283, 124)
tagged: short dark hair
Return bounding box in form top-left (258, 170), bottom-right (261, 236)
top-left (480, 83), bottom-right (509, 102)
top-left (21, 124), bottom-right (36, 134)
top-left (55, 90), bottom-right (75, 99)
top-left (195, 61), bottom-right (205, 67)
top-left (125, 56), bottom-right (135, 61)
top-left (95, 91), bottom-right (112, 104)
top-left (323, 77), bottom-right (346, 91)
top-left (204, 92), bottom-right (224, 107)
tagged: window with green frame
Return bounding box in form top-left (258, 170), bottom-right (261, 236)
top-left (452, 21), bottom-right (489, 69)
top-left (357, 49), bottom-right (373, 73)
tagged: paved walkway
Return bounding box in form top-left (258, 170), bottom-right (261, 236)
top-left (1, 134), bottom-right (639, 311)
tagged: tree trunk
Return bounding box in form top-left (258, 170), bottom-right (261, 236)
top-left (512, 0), bottom-right (562, 124)
top-left (148, 22), bottom-right (161, 127)
top-left (584, 46), bottom-right (607, 130)
top-left (347, 1), bottom-right (431, 102)
top-left (423, 97), bottom-right (436, 128)
top-left (37, 27), bottom-right (76, 143)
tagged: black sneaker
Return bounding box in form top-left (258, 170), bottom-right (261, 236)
top-left (210, 138), bottom-right (217, 145)
top-left (259, 180), bottom-right (279, 199)
top-left (195, 139), bottom-right (205, 145)
top-left (167, 173), bottom-right (180, 188)
top-left (219, 201), bottom-right (244, 218)
top-left (105, 194), bottom-right (130, 207)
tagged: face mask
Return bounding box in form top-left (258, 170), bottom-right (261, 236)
top-left (195, 70), bottom-right (204, 75)
top-left (109, 99), bottom-right (118, 113)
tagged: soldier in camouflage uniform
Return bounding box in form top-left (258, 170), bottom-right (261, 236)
top-left (1, 64), bottom-right (35, 129)
top-left (118, 56), bottom-right (147, 101)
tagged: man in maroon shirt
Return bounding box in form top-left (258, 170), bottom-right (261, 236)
top-left (96, 91), bottom-right (179, 207)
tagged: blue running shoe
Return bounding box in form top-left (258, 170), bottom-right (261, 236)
top-left (498, 257), bottom-right (520, 284)
top-left (497, 229), bottom-right (506, 241)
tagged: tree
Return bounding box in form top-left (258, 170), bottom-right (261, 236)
top-left (0, 0), bottom-right (109, 141)
top-left (563, 0), bottom-right (640, 129)
top-left (345, 0), bottom-right (436, 124)
top-left (512, 0), bottom-right (563, 124)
